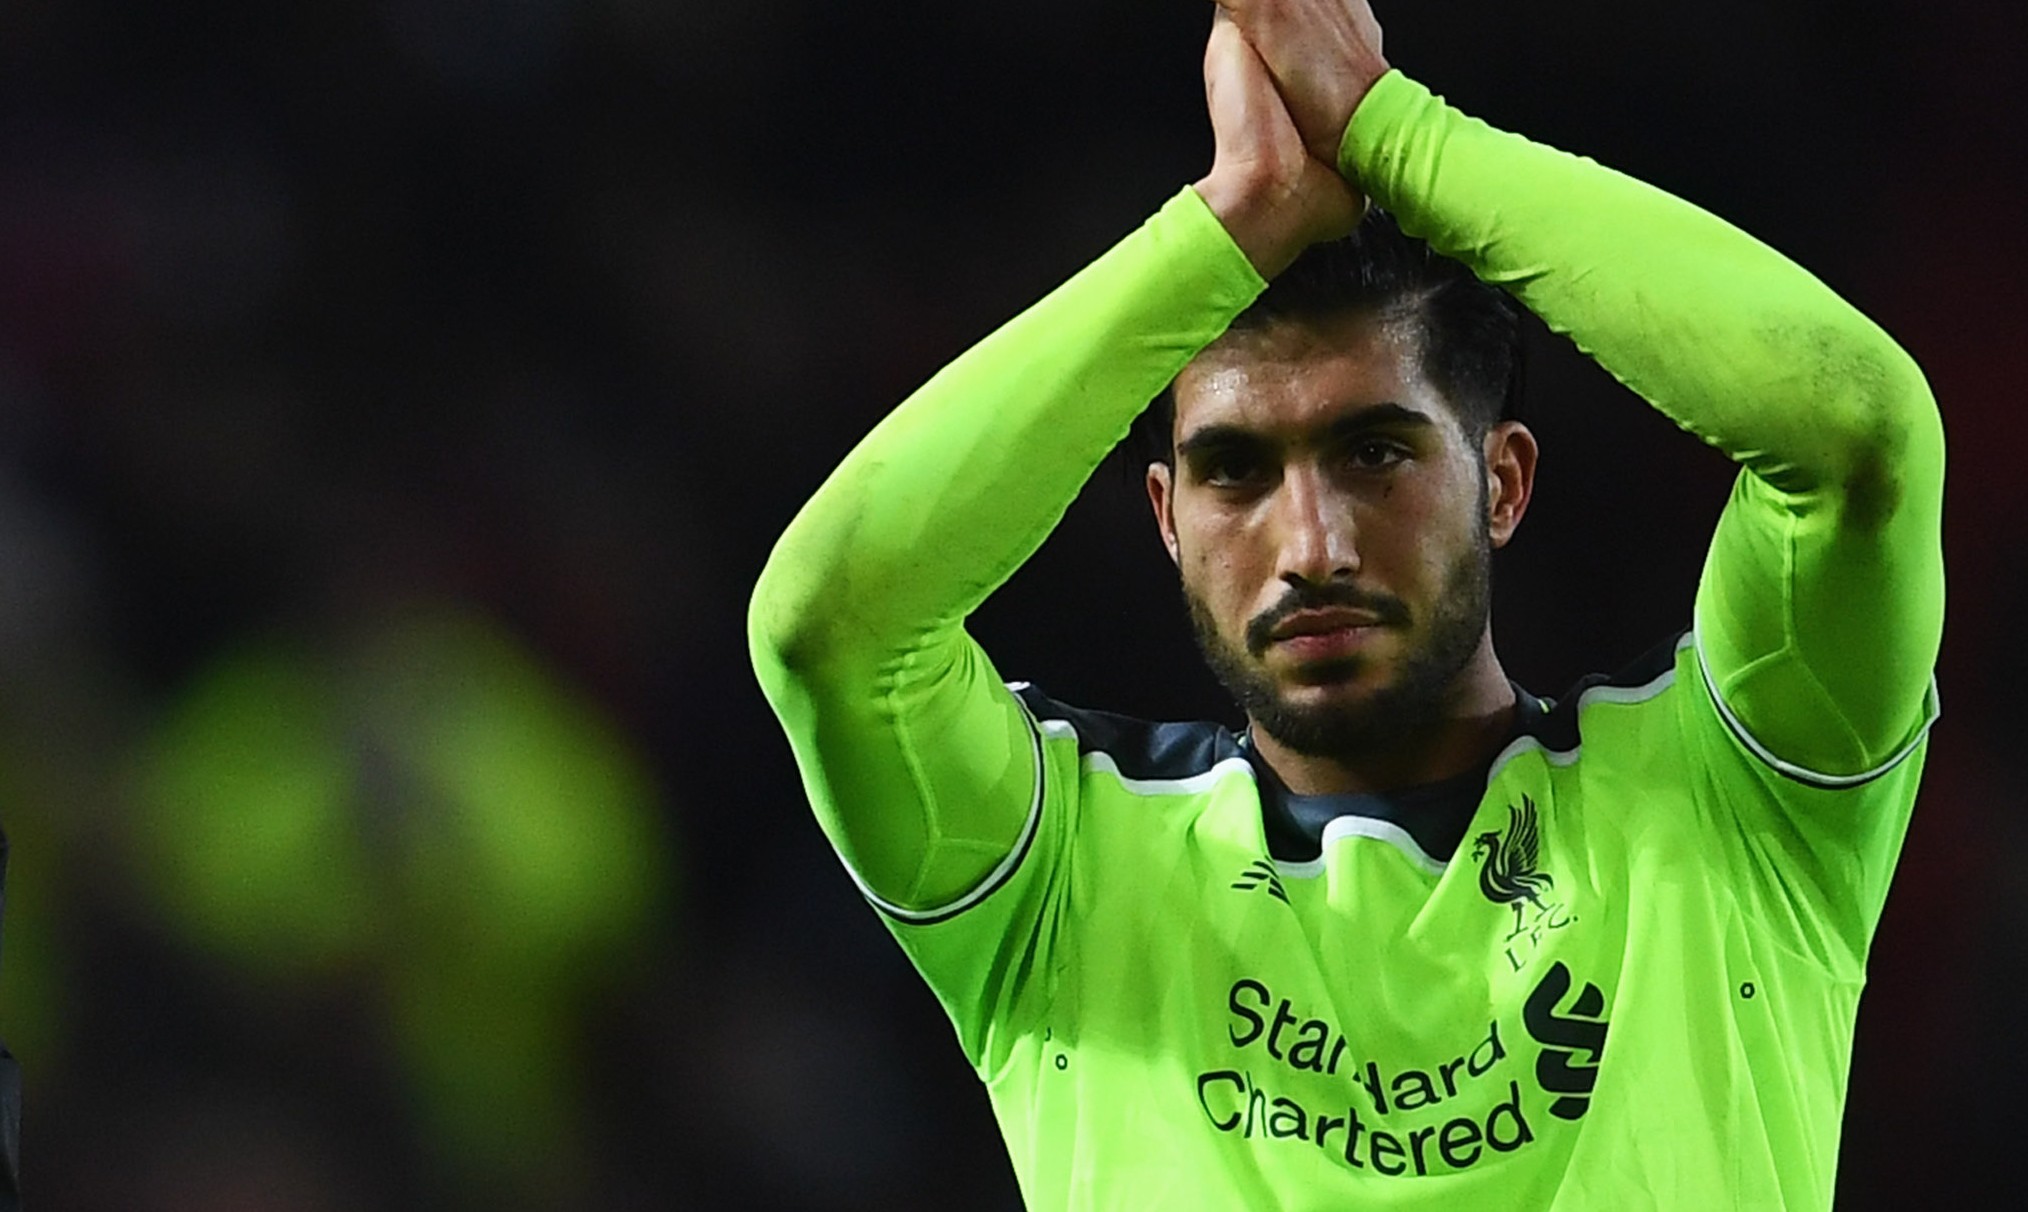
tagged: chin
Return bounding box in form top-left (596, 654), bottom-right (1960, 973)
top-left (1253, 692), bottom-right (1404, 760)
top-left (1249, 657), bottom-right (1441, 758)
top-left (1279, 654), bottom-right (1382, 692)
top-left (1265, 659), bottom-right (1392, 710)
top-left (1271, 688), bottom-right (1359, 726)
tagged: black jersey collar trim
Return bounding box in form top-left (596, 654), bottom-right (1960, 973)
top-left (1246, 686), bottom-right (1550, 867)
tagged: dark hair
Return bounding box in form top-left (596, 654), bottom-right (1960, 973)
top-left (1122, 208), bottom-right (1524, 471)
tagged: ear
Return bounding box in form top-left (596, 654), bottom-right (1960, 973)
top-left (1483, 421), bottom-right (1537, 549)
top-left (1146, 460), bottom-right (1183, 568)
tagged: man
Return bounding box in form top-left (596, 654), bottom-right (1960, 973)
top-left (749, 1), bottom-right (1944, 1207)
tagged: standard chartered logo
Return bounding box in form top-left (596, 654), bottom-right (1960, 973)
top-left (1195, 968), bottom-right (1611, 1176)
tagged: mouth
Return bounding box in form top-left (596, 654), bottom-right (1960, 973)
top-left (1270, 608), bottom-right (1382, 640)
top-left (1267, 609), bottom-right (1384, 662)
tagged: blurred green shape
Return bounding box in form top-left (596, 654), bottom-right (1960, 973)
top-left (134, 603), bottom-right (676, 1197)
top-left (139, 641), bottom-right (382, 972)
top-left (365, 610), bottom-right (662, 971)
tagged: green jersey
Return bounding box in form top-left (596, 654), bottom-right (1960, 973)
top-left (884, 631), bottom-right (1935, 1209)
top-left (750, 71), bottom-right (1945, 1210)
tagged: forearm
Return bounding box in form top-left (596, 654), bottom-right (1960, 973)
top-left (1345, 72), bottom-right (1935, 499)
top-left (749, 187), bottom-right (1263, 903)
top-left (751, 188), bottom-right (1262, 672)
top-left (1345, 71), bottom-right (1944, 771)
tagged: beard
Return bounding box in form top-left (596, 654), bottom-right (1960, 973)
top-left (1184, 519), bottom-right (1493, 762)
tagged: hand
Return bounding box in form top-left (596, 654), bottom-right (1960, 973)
top-left (1214, 0), bottom-right (1390, 168)
top-left (1193, 11), bottom-right (1363, 278)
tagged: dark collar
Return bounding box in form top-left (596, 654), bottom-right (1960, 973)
top-left (1245, 686), bottom-right (1548, 865)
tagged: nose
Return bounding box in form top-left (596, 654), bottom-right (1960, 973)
top-left (1273, 462), bottom-right (1359, 586)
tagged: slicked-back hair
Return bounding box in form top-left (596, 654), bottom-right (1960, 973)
top-left (1122, 208), bottom-right (1524, 474)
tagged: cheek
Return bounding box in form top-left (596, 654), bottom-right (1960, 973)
top-left (1176, 514), bottom-right (1261, 610)
top-left (1362, 475), bottom-right (1475, 580)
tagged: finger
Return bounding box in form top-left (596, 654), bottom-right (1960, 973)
top-left (1202, 12), bottom-right (1251, 138)
top-left (1206, 2), bottom-right (1236, 63)
top-left (1209, 3), bottom-right (1242, 45)
top-left (1205, 14), bottom-right (1286, 146)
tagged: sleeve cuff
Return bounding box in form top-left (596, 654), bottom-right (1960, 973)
top-left (1170, 183), bottom-right (1271, 301)
top-left (1338, 68), bottom-right (1426, 199)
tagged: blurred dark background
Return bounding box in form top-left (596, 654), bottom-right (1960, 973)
top-left (0, 0), bottom-right (2019, 1207)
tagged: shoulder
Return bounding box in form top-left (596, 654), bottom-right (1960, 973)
top-left (1010, 683), bottom-right (1248, 786)
top-left (1513, 629), bottom-right (1693, 758)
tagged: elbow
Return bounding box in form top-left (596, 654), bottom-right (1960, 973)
top-left (748, 541), bottom-right (883, 691)
top-left (1830, 341), bottom-right (1944, 532)
top-left (748, 555), bottom-right (832, 686)
top-left (747, 572), bottom-right (794, 681)
top-left (748, 473), bottom-right (893, 684)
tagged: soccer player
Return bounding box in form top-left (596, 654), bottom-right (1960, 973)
top-left (748, 0), bottom-right (1944, 1206)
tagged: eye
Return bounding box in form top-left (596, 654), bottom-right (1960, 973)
top-left (1195, 450), bottom-right (1268, 488)
top-left (1344, 439), bottom-right (1409, 471)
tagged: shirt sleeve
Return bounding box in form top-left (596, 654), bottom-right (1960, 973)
top-left (1345, 71), bottom-right (1945, 790)
top-left (748, 189), bottom-right (1262, 1019)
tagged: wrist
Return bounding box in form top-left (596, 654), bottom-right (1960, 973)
top-left (1310, 55), bottom-right (1392, 169)
top-left (1334, 65), bottom-right (1400, 187)
top-left (1192, 170), bottom-right (1311, 280)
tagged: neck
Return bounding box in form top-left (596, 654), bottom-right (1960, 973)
top-left (1249, 636), bottom-right (1517, 796)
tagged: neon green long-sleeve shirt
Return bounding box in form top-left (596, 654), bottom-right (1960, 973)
top-left (750, 72), bottom-right (1943, 1211)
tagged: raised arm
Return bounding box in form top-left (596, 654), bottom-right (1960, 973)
top-left (1223, 0), bottom-right (1943, 781)
top-left (748, 20), bottom-right (1354, 915)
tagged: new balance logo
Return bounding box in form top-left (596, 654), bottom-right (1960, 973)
top-left (1523, 961), bottom-right (1609, 1121)
top-left (1231, 860), bottom-right (1289, 903)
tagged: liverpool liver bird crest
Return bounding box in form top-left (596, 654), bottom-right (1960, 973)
top-left (1473, 796), bottom-right (1556, 938)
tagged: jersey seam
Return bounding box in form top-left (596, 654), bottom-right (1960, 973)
top-left (1484, 639), bottom-right (1685, 780)
top-left (1692, 630), bottom-right (1940, 789)
top-left (1084, 751), bottom-right (1252, 796)
top-left (1273, 815), bottom-right (1448, 879)
top-left (858, 683), bottom-right (1047, 927)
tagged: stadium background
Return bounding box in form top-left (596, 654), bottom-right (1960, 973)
top-left (0, 0), bottom-right (2019, 1207)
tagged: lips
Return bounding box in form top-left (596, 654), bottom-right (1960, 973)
top-left (1265, 610), bottom-right (1385, 666)
top-left (1244, 593), bottom-right (1408, 661)
top-left (1269, 608), bottom-right (1382, 642)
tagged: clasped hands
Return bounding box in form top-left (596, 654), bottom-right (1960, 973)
top-left (1195, 0), bottom-right (1392, 277)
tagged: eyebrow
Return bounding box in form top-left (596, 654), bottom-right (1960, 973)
top-left (1174, 402), bottom-right (1438, 460)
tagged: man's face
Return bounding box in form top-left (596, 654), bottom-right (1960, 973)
top-left (1146, 309), bottom-right (1530, 759)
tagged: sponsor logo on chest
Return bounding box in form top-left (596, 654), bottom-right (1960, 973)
top-left (1190, 793), bottom-right (1613, 1176)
